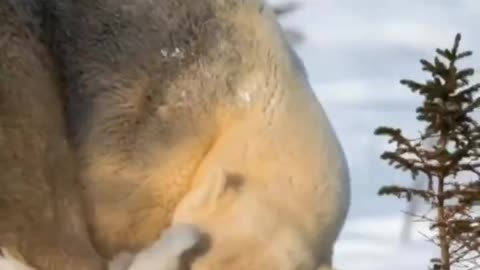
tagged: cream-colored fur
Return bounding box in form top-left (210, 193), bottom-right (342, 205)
top-left (171, 3), bottom-right (350, 270)
top-left (32, 0), bottom-right (350, 269)
top-left (0, 249), bottom-right (35, 270)
top-left (2, 0), bottom-right (348, 269)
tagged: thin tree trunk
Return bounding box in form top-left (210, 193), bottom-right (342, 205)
top-left (437, 176), bottom-right (450, 270)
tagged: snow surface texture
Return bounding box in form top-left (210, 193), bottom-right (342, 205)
top-left (270, 0), bottom-right (480, 269)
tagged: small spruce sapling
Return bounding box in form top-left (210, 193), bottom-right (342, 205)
top-left (375, 33), bottom-right (480, 270)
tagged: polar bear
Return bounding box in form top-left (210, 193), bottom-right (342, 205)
top-left (21, 0), bottom-right (350, 269)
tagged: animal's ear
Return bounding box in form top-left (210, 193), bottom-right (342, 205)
top-left (174, 168), bottom-right (229, 218)
top-left (173, 168), bottom-right (245, 222)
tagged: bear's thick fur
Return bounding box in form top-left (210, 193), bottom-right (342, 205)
top-left (0, 1), bottom-right (104, 269)
top-left (9, 0), bottom-right (350, 269)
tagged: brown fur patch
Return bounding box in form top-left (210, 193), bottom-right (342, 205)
top-left (0, 2), bottom-right (104, 269)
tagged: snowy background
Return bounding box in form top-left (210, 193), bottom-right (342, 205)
top-left (270, 0), bottom-right (480, 269)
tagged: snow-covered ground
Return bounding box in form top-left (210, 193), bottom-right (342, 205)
top-left (271, 0), bottom-right (480, 269)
